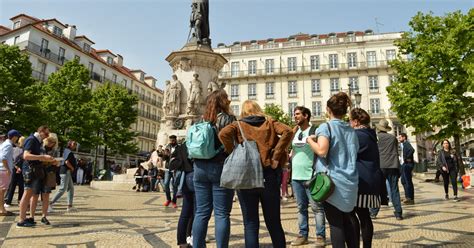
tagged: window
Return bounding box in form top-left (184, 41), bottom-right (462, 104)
top-left (329, 54), bottom-right (338, 69)
top-left (107, 57), bottom-right (114, 64)
top-left (58, 47), bottom-right (65, 64)
top-left (140, 103), bottom-right (145, 111)
top-left (386, 49), bottom-right (396, 61)
top-left (349, 77), bottom-right (359, 91)
top-left (288, 57), bottom-right (297, 72)
top-left (13, 36), bottom-right (20, 45)
top-left (140, 73), bottom-right (145, 82)
top-left (231, 105), bottom-right (240, 116)
top-left (367, 51), bottom-right (377, 67)
top-left (389, 74), bottom-right (397, 85)
top-left (370, 99), bottom-right (381, 114)
top-left (40, 39), bottom-right (49, 52)
top-left (248, 83), bottom-right (257, 99)
top-left (310, 55), bottom-right (320, 70)
top-left (265, 59), bottom-right (274, 74)
top-left (330, 78), bottom-right (339, 92)
top-left (288, 81), bottom-right (297, 97)
top-left (53, 26), bottom-right (62, 36)
top-left (74, 55), bottom-right (80, 62)
top-left (141, 89), bottom-right (145, 99)
top-left (312, 101), bottom-right (322, 117)
top-left (83, 43), bottom-right (91, 52)
top-left (230, 84), bottom-right (239, 100)
top-left (88, 62), bottom-right (94, 75)
top-left (112, 74), bottom-right (117, 83)
top-left (123, 79), bottom-right (128, 88)
top-left (38, 61), bottom-right (47, 74)
top-left (231, 62), bottom-right (240, 77)
top-left (288, 102), bottom-right (298, 115)
top-left (13, 21), bottom-right (20, 29)
top-left (134, 85), bottom-right (139, 94)
top-left (369, 76), bottom-right (379, 92)
top-left (248, 60), bottom-right (257, 75)
top-left (101, 68), bottom-right (106, 82)
top-left (348, 52), bottom-right (357, 68)
top-left (265, 82), bottom-right (274, 99)
top-left (311, 79), bottom-right (321, 96)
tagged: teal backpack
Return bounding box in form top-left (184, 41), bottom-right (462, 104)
top-left (186, 121), bottom-right (222, 159)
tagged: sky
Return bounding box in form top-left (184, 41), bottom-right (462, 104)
top-left (1, 0), bottom-right (472, 89)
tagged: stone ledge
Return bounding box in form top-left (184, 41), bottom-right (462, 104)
top-left (90, 181), bottom-right (135, 191)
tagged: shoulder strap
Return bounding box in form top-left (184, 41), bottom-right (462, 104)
top-left (236, 120), bottom-right (247, 142)
top-left (309, 125), bottom-right (317, 135)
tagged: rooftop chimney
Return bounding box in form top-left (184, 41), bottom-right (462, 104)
top-left (64, 24), bottom-right (77, 40)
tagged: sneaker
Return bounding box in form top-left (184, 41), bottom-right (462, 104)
top-left (403, 199), bottom-right (415, 205)
top-left (445, 195), bottom-right (449, 200)
top-left (16, 220), bottom-right (35, 228)
top-left (315, 236), bottom-right (326, 247)
top-left (291, 236), bottom-right (308, 246)
top-left (164, 200), bottom-right (171, 207)
top-left (48, 205), bottom-right (54, 213)
top-left (41, 217), bottom-right (51, 225)
top-left (396, 216), bottom-right (404, 220)
top-left (282, 196), bottom-right (288, 202)
top-left (25, 217), bottom-right (36, 225)
top-left (4, 203), bottom-right (11, 208)
top-left (388, 202), bottom-right (393, 207)
top-left (67, 207), bottom-right (77, 212)
top-left (186, 236), bottom-right (192, 245)
top-left (172, 202), bottom-right (178, 209)
top-left (453, 196), bottom-right (460, 202)
top-left (370, 214), bottom-right (377, 219)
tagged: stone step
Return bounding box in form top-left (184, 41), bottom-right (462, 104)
top-left (126, 168), bottom-right (138, 176)
top-left (90, 180), bottom-right (135, 191)
top-left (113, 174), bottom-right (135, 182)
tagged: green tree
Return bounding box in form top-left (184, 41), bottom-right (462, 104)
top-left (36, 59), bottom-right (93, 146)
top-left (0, 44), bottom-right (44, 133)
top-left (89, 82), bottom-right (138, 169)
top-left (387, 10), bottom-right (474, 175)
top-left (264, 103), bottom-right (294, 127)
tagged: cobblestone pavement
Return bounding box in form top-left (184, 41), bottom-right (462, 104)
top-left (1, 178), bottom-right (473, 247)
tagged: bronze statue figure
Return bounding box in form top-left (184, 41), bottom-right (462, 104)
top-left (189, 0), bottom-right (210, 45)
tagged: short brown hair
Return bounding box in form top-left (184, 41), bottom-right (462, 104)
top-left (37, 125), bottom-right (49, 132)
top-left (327, 92), bottom-right (351, 117)
top-left (350, 108), bottom-right (371, 125)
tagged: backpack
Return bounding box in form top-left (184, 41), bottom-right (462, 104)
top-left (186, 121), bottom-right (222, 159)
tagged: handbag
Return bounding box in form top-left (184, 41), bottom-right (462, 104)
top-left (46, 171), bottom-right (57, 188)
top-left (304, 122), bottom-right (335, 202)
top-left (220, 121), bottom-right (264, 189)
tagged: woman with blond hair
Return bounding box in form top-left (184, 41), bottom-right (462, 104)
top-left (192, 89), bottom-right (236, 248)
top-left (4, 136), bottom-right (26, 208)
top-left (219, 100), bottom-right (293, 248)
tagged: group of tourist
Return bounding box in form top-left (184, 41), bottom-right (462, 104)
top-left (0, 125), bottom-right (78, 227)
top-left (153, 89), bottom-right (463, 248)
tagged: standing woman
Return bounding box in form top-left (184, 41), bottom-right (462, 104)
top-left (192, 89), bottom-right (236, 248)
top-left (350, 108), bottom-right (386, 248)
top-left (219, 100), bottom-right (293, 248)
top-left (307, 92), bottom-right (360, 248)
top-left (437, 139), bottom-right (460, 202)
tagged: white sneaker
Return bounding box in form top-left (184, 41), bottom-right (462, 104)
top-left (4, 203), bottom-right (11, 208)
top-left (186, 236), bottom-right (192, 245)
top-left (47, 205), bottom-right (54, 213)
top-left (66, 207), bottom-right (77, 212)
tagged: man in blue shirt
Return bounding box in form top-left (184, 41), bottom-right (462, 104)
top-left (0, 129), bottom-right (21, 216)
top-left (399, 133), bottom-right (415, 205)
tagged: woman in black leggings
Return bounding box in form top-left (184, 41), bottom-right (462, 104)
top-left (349, 108), bottom-right (386, 248)
top-left (437, 139), bottom-right (459, 202)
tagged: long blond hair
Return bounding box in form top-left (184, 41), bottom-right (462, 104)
top-left (240, 100), bottom-right (266, 118)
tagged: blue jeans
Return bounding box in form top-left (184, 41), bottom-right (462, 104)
top-left (192, 160), bottom-right (234, 248)
top-left (370, 173), bottom-right (402, 218)
top-left (292, 180), bottom-right (326, 238)
top-left (51, 171), bottom-right (74, 206)
top-left (237, 168), bottom-right (286, 248)
top-left (164, 170), bottom-right (177, 203)
top-left (401, 163), bottom-right (414, 200)
top-left (386, 179), bottom-right (391, 202)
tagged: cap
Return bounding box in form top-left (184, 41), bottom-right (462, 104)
top-left (7, 129), bottom-right (21, 139)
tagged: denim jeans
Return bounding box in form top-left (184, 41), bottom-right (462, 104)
top-left (192, 160), bottom-right (234, 248)
top-left (51, 171), bottom-right (74, 206)
top-left (164, 170), bottom-right (177, 203)
top-left (370, 173), bottom-right (402, 218)
top-left (177, 171), bottom-right (195, 245)
top-left (292, 180), bottom-right (326, 238)
top-left (401, 163), bottom-right (414, 200)
top-left (237, 168), bottom-right (286, 248)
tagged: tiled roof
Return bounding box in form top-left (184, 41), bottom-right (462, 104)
top-left (95, 49), bottom-right (116, 56)
top-left (75, 35), bottom-right (95, 44)
top-left (41, 18), bottom-right (67, 28)
top-left (9, 13), bottom-right (40, 22)
top-left (0, 25), bottom-right (11, 35)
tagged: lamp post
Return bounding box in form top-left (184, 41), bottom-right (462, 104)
top-left (348, 82), bottom-right (362, 109)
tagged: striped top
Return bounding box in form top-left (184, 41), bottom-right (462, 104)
top-left (357, 194), bottom-right (381, 208)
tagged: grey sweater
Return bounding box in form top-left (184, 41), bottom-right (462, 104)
top-left (377, 131), bottom-right (400, 169)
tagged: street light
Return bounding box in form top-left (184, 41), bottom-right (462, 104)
top-left (354, 92), bottom-right (362, 108)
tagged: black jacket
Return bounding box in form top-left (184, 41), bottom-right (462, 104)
top-left (401, 141), bottom-right (415, 164)
top-left (168, 143), bottom-right (193, 172)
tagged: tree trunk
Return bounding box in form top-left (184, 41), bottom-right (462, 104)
top-left (453, 134), bottom-right (465, 176)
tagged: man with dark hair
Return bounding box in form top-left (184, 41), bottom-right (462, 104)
top-left (399, 133), bottom-right (415, 204)
top-left (49, 140), bottom-right (78, 212)
top-left (17, 126), bottom-right (54, 227)
top-left (290, 106), bottom-right (326, 246)
top-left (163, 135), bottom-right (180, 208)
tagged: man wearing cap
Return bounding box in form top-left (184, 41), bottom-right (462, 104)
top-left (0, 129), bottom-right (21, 216)
top-left (370, 120), bottom-right (403, 220)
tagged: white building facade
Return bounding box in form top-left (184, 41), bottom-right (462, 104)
top-left (0, 14), bottom-right (163, 164)
top-left (215, 30), bottom-right (428, 162)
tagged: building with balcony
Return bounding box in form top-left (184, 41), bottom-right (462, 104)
top-left (0, 14), bottom-right (163, 164)
top-left (214, 30), bottom-right (429, 161)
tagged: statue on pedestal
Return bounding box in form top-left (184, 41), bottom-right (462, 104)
top-left (187, 73), bottom-right (203, 115)
top-left (189, 0), bottom-right (210, 45)
top-left (207, 77), bottom-right (226, 93)
top-left (165, 74), bottom-right (182, 116)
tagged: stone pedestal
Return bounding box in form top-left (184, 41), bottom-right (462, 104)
top-left (156, 43), bottom-right (227, 146)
